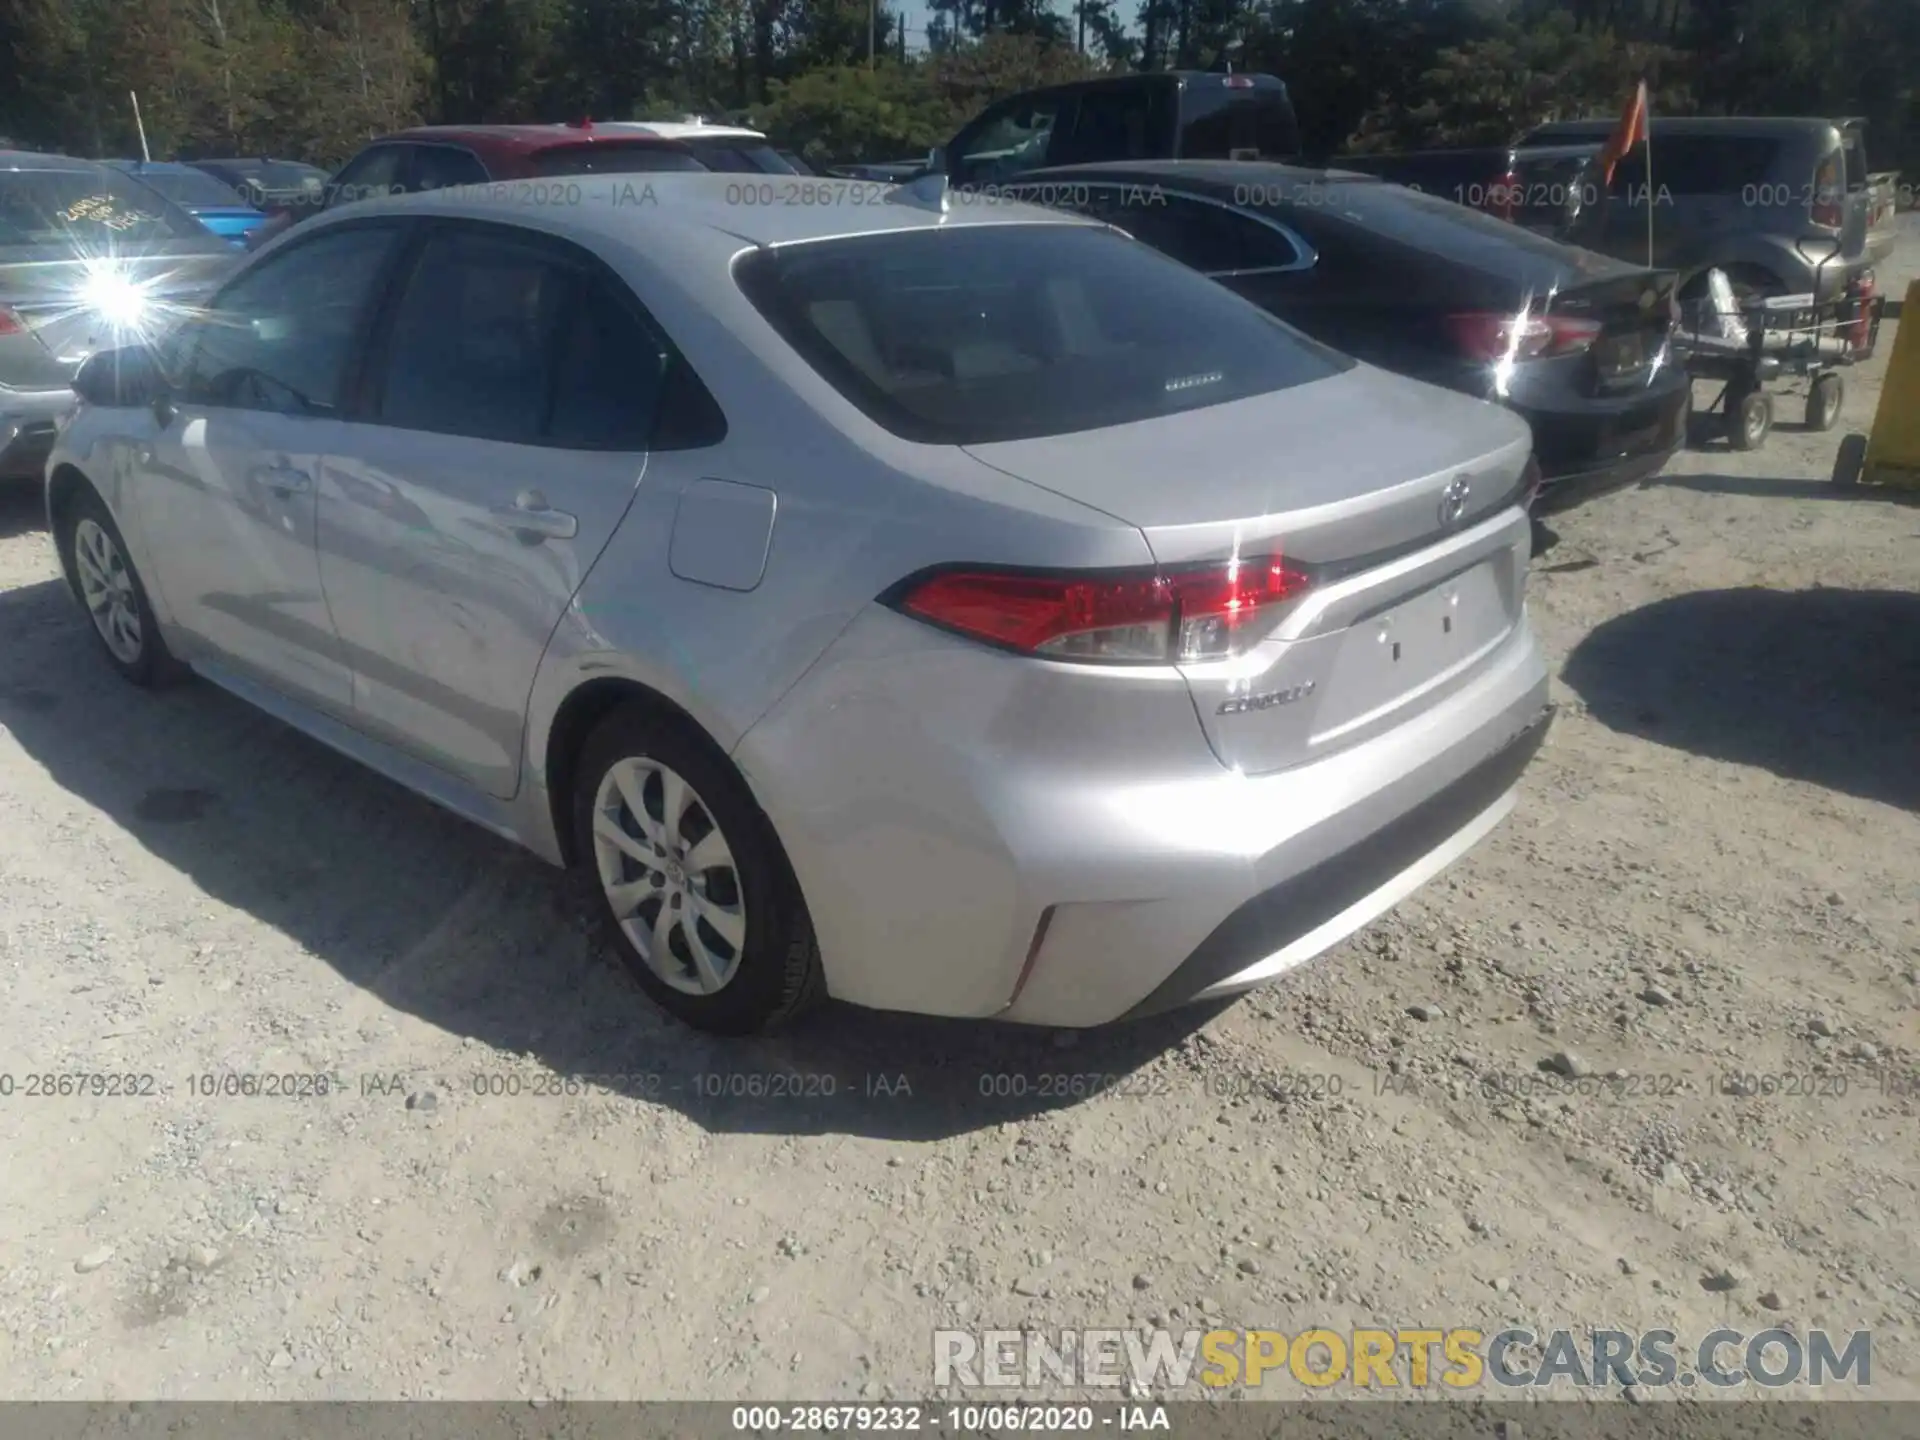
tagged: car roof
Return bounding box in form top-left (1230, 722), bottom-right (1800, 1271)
top-left (0, 150), bottom-right (115, 172)
top-left (103, 159), bottom-right (203, 174)
top-left (326, 172), bottom-right (1094, 252)
top-left (378, 122), bottom-right (768, 156)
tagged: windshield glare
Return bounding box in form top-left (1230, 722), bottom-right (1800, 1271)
top-left (736, 224), bottom-right (1349, 445)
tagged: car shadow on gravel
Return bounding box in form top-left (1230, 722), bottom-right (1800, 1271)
top-left (1649, 471), bottom-right (1920, 502)
top-left (0, 485), bottom-right (44, 540)
top-left (0, 577), bottom-right (1224, 1142)
top-left (1563, 585), bottom-right (1920, 811)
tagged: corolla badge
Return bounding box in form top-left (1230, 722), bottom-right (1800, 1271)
top-left (1439, 475), bottom-right (1473, 528)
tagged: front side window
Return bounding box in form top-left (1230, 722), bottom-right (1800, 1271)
top-left (736, 223), bottom-right (1349, 446)
top-left (179, 224), bottom-right (400, 414)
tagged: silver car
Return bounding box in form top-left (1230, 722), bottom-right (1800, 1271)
top-left (46, 176), bottom-right (1552, 1035)
top-left (2, 150), bottom-right (235, 481)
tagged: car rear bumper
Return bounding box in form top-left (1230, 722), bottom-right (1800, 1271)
top-left (0, 384), bottom-right (76, 480)
top-left (1517, 373), bottom-right (1688, 506)
top-left (737, 598), bottom-right (1552, 1028)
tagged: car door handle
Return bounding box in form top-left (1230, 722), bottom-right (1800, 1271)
top-left (490, 492), bottom-right (577, 542)
top-left (252, 463), bottom-right (311, 495)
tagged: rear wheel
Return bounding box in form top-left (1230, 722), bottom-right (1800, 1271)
top-left (1726, 386), bottom-right (1773, 451)
top-left (1806, 373), bottom-right (1845, 432)
top-left (55, 486), bottom-right (184, 687)
top-left (572, 706), bottom-right (822, 1035)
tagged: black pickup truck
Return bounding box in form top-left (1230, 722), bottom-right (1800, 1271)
top-left (926, 70), bottom-right (1303, 190)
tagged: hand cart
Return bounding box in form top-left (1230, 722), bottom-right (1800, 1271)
top-left (1674, 253), bottom-right (1884, 453)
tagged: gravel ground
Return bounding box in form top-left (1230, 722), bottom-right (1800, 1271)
top-left (1, 231), bottom-right (1915, 1404)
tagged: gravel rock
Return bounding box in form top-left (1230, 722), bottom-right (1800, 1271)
top-left (74, 1246), bottom-right (115, 1274)
top-left (1406, 1003), bottom-right (1444, 1022)
top-left (1543, 1050), bottom-right (1592, 1078)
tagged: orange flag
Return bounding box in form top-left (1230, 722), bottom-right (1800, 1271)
top-left (1597, 80), bottom-right (1649, 187)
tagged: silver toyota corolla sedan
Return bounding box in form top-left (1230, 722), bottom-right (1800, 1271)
top-left (46, 175), bottom-right (1553, 1035)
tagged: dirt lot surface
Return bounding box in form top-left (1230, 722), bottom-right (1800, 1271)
top-left (1, 231), bottom-right (1916, 1406)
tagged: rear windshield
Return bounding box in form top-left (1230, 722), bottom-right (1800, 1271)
top-left (120, 167), bottom-right (250, 208)
top-left (735, 223), bottom-right (1349, 445)
top-left (0, 168), bottom-right (214, 248)
top-left (529, 143), bottom-right (710, 176)
top-left (1841, 129), bottom-right (1868, 190)
top-left (1307, 181), bottom-right (1624, 278)
top-left (1180, 86), bottom-right (1301, 161)
top-left (680, 140), bottom-right (796, 174)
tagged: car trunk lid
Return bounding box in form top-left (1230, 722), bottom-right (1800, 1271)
top-left (963, 364), bottom-right (1536, 774)
top-left (0, 249), bottom-right (232, 386)
top-left (1544, 267), bottom-right (1678, 395)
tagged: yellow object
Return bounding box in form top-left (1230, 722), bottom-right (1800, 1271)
top-left (1858, 278), bottom-right (1920, 489)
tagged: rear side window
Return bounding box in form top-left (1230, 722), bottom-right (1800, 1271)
top-left (376, 230), bottom-right (573, 444)
top-left (328, 145), bottom-right (407, 207)
top-left (546, 287), bottom-right (670, 449)
top-left (735, 224), bottom-right (1348, 446)
top-left (1081, 192), bottom-right (1305, 274)
top-left (411, 145), bottom-right (490, 190)
top-left (374, 226), bottom-right (691, 449)
top-left (1612, 136), bottom-right (1778, 195)
top-left (529, 144), bottom-right (708, 176)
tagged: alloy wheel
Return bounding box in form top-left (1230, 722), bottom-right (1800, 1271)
top-left (590, 757), bottom-right (747, 995)
top-left (73, 517), bottom-right (143, 664)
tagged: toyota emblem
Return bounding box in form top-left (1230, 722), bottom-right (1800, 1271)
top-left (1439, 475), bottom-right (1472, 528)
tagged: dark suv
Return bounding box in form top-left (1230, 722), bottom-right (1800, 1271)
top-left (1519, 116), bottom-right (1898, 302)
top-left (936, 72), bottom-right (1302, 191)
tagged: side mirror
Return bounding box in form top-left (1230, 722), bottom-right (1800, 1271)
top-left (72, 345), bottom-right (163, 409)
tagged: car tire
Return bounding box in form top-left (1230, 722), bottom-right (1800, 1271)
top-left (571, 705), bottom-right (823, 1035)
top-left (1727, 389), bottom-right (1772, 451)
top-left (55, 485), bottom-right (185, 688)
top-left (1806, 373), bottom-right (1845, 432)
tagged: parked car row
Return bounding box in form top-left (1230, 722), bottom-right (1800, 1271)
top-left (42, 171), bottom-right (1554, 1036)
top-left (10, 78), bottom-right (1867, 1037)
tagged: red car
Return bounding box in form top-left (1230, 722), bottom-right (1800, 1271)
top-left (250, 119), bottom-right (792, 246)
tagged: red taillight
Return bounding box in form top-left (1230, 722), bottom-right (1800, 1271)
top-left (0, 307), bottom-right (24, 337)
top-left (891, 557), bottom-right (1313, 665)
top-left (1448, 311), bottom-right (1602, 362)
top-left (1812, 157), bottom-right (1844, 228)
